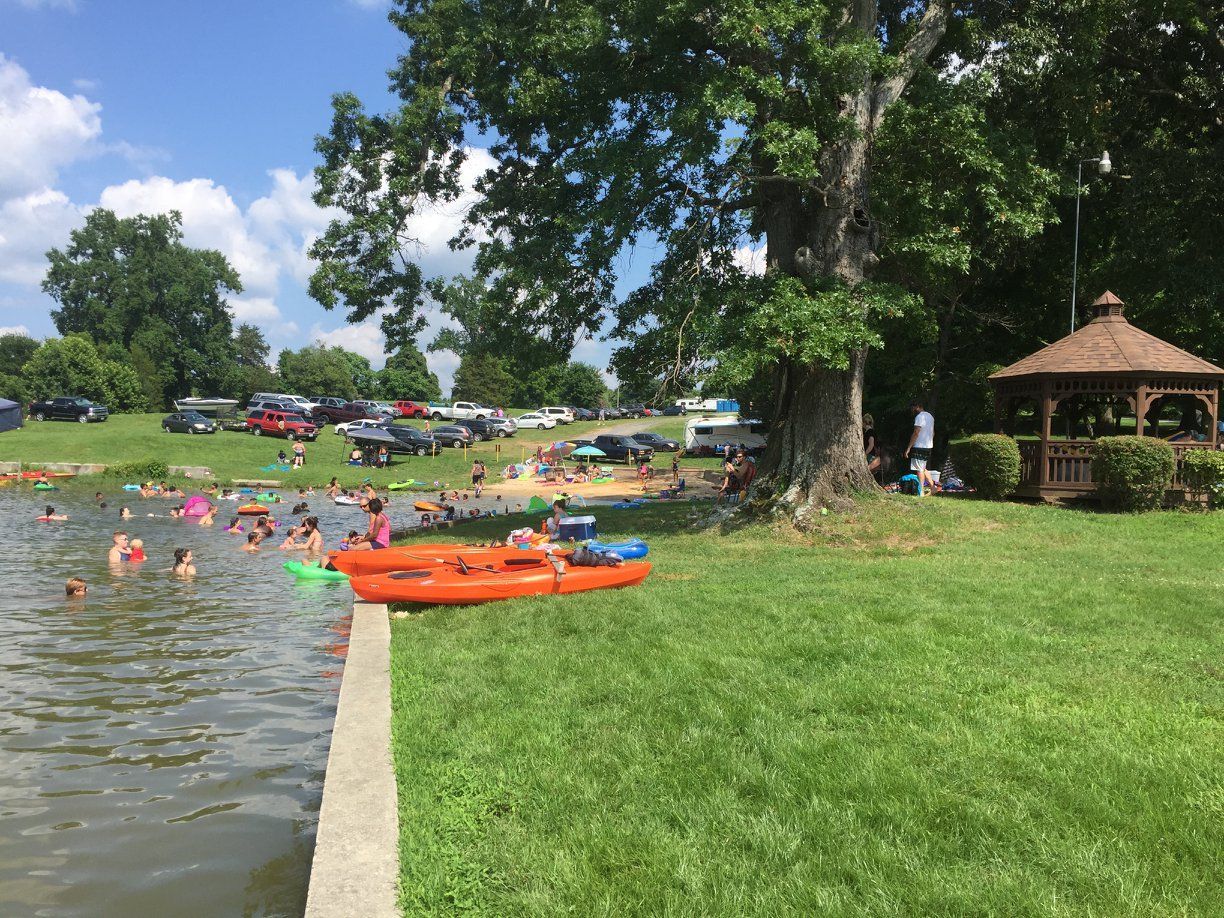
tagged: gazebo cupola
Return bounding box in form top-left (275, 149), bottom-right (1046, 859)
top-left (989, 292), bottom-right (1224, 501)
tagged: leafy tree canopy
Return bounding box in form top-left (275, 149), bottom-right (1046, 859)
top-left (23, 335), bottom-right (148, 412)
top-left (42, 209), bottom-right (242, 406)
top-left (378, 343), bottom-right (442, 401)
top-left (451, 353), bottom-right (515, 406)
top-left (277, 345), bottom-right (360, 400)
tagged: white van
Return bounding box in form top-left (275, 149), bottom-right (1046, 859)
top-left (538, 406), bottom-right (575, 424)
top-left (684, 416), bottom-right (767, 452)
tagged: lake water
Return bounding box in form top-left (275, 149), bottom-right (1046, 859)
top-left (0, 486), bottom-right (368, 916)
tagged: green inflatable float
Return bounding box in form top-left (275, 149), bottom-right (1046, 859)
top-left (283, 560), bottom-right (349, 582)
top-left (387, 479), bottom-right (416, 491)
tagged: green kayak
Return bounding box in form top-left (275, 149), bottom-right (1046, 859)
top-left (387, 479), bottom-right (416, 491)
top-left (283, 560), bottom-right (349, 582)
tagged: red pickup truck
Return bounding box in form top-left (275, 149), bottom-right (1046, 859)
top-left (392, 400), bottom-right (429, 418)
top-left (246, 408), bottom-right (318, 440)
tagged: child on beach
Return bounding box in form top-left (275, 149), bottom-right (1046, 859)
top-left (129, 539), bottom-right (147, 562)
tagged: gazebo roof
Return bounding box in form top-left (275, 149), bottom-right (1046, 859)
top-left (991, 292), bottom-right (1224, 381)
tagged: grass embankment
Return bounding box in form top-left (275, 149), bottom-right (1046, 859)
top-left (388, 497), bottom-right (1222, 915)
top-left (0, 414), bottom-right (680, 488)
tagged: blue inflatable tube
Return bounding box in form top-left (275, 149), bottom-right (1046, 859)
top-left (611, 501), bottom-right (644, 510)
top-left (587, 538), bottom-right (649, 559)
top-left (122, 484), bottom-right (141, 491)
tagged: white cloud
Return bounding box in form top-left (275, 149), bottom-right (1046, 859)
top-left (347, 0), bottom-right (389, 8)
top-left (0, 187), bottom-right (85, 284)
top-left (0, 53), bottom-right (101, 198)
top-left (732, 244), bottom-right (766, 276)
top-left (0, 324), bottom-right (30, 336)
top-left (11, 0), bottom-right (78, 10)
top-left (309, 319), bottom-right (388, 367)
top-left (72, 77), bottom-right (97, 92)
top-left (229, 296), bottom-right (283, 324)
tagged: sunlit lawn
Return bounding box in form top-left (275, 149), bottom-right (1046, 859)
top-left (387, 497), bottom-right (1222, 915)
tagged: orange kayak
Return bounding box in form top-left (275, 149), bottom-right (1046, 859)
top-left (328, 543), bottom-right (544, 577)
top-left (349, 556), bottom-right (651, 605)
top-left (414, 501), bottom-right (446, 512)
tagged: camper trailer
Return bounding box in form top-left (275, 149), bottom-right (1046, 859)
top-left (684, 416), bottom-right (767, 455)
top-left (675, 397), bottom-right (740, 413)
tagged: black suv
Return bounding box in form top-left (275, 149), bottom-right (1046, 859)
top-left (384, 426), bottom-right (441, 456)
top-left (454, 418), bottom-right (498, 441)
top-left (29, 396), bottom-right (109, 422)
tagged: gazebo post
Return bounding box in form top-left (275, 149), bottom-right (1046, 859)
top-left (1211, 388), bottom-right (1220, 447)
top-left (1135, 384), bottom-right (1149, 437)
top-left (1038, 381), bottom-right (1053, 490)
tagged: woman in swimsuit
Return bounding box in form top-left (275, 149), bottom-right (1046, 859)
top-left (348, 498), bottom-right (391, 551)
top-left (282, 516), bottom-right (324, 553)
top-left (172, 547), bottom-right (196, 576)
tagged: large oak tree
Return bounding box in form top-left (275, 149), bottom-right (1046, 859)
top-left (311, 1), bottom-right (1037, 521)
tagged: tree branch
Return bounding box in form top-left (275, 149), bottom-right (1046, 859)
top-left (871, 1), bottom-right (950, 129)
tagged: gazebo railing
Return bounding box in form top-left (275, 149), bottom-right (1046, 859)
top-left (1016, 439), bottom-right (1215, 492)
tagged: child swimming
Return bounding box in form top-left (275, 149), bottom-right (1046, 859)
top-left (129, 539), bottom-right (147, 562)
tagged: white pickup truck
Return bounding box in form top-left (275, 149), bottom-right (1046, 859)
top-left (425, 401), bottom-right (492, 421)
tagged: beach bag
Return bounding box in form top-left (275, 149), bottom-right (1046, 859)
top-left (899, 474), bottom-right (920, 496)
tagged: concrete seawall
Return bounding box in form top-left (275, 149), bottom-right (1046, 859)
top-left (305, 601), bottom-right (399, 917)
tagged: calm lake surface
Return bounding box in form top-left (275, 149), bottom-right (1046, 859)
top-left (0, 487), bottom-right (364, 916)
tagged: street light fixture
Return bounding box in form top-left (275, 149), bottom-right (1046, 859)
top-left (1070, 151), bottom-right (1113, 333)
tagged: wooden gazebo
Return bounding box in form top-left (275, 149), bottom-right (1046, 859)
top-left (990, 292), bottom-right (1224, 501)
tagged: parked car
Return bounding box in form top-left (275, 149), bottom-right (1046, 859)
top-left (352, 399), bottom-right (399, 418)
top-left (574, 434), bottom-right (654, 463)
top-left (383, 426), bottom-right (441, 456)
top-left (537, 406), bottom-right (575, 425)
top-left (661, 405), bottom-right (687, 416)
top-left (252, 392), bottom-right (319, 413)
top-left (308, 396), bottom-right (348, 412)
top-left (571, 407), bottom-right (596, 421)
top-left (312, 401), bottom-right (377, 426)
top-left (426, 401), bottom-right (492, 421)
top-left (485, 416), bottom-right (517, 437)
top-left (391, 400), bottom-right (430, 418)
top-left (29, 396), bottom-right (109, 423)
top-left (619, 403), bottom-right (648, 419)
top-left (245, 409), bottom-right (318, 440)
top-left (601, 407), bottom-right (625, 420)
top-left (454, 418), bottom-right (501, 441)
top-left (516, 412), bottom-right (558, 430)
top-left (630, 431), bottom-right (681, 452)
top-left (431, 425), bottom-right (475, 448)
top-left (335, 418), bottom-right (390, 436)
top-left (247, 397), bottom-right (299, 414)
top-left (162, 411), bottom-right (217, 434)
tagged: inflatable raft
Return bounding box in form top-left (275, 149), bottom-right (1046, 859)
top-left (413, 501), bottom-right (446, 512)
top-left (329, 544), bottom-right (545, 577)
top-left (33, 482), bottom-right (57, 491)
top-left (334, 495), bottom-right (362, 505)
top-left (283, 560), bottom-right (349, 582)
top-left (236, 504), bottom-right (269, 515)
top-left (349, 557), bottom-right (651, 605)
top-left (586, 538), bottom-right (649, 560)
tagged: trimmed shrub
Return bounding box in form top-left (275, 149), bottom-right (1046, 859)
top-left (1090, 436), bottom-right (1174, 512)
top-left (107, 459), bottom-right (169, 482)
top-left (1180, 449), bottom-right (1224, 509)
top-left (948, 434), bottom-right (1021, 500)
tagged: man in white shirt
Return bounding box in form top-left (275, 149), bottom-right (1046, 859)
top-left (905, 400), bottom-right (936, 493)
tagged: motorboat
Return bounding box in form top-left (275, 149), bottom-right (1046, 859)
top-left (173, 397), bottom-right (241, 415)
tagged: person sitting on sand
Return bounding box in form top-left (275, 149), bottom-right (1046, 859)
top-left (108, 531), bottom-right (131, 564)
top-left (129, 538), bottom-right (147, 562)
top-left (348, 448), bottom-right (362, 467)
top-left (172, 547), bottom-right (196, 575)
top-left (242, 532), bottom-right (264, 552)
top-left (36, 505), bottom-right (68, 521)
top-left (199, 505), bottom-right (218, 526)
top-left (65, 577), bottom-right (87, 598)
top-left (277, 449), bottom-right (288, 465)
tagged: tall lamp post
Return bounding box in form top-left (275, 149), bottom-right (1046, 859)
top-left (1070, 151), bottom-right (1112, 333)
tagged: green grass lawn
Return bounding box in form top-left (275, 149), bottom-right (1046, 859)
top-left (388, 497), bottom-right (1222, 916)
top-left (0, 414), bottom-right (678, 488)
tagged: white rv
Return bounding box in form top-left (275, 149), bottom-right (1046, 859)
top-left (684, 416), bottom-right (767, 452)
top-left (676, 397), bottom-right (740, 413)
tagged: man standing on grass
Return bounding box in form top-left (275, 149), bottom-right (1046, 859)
top-left (905, 400), bottom-right (936, 494)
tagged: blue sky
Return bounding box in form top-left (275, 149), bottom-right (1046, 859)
top-left (0, 0), bottom-right (655, 392)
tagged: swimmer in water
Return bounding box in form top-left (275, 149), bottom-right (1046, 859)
top-left (242, 531), bottom-right (264, 553)
top-left (172, 547), bottom-right (196, 575)
top-left (65, 577), bottom-right (87, 598)
top-left (199, 505), bottom-right (218, 527)
top-left (129, 538), bottom-right (147, 562)
top-left (108, 531), bottom-right (131, 564)
top-left (119, 506), bottom-right (132, 519)
top-left (37, 505), bottom-right (68, 521)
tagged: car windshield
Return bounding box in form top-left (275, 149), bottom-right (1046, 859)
top-left (285, 415), bottom-right (306, 424)
top-left (183, 412), bottom-right (207, 422)
top-left (71, 398), bottom-right (91, 406)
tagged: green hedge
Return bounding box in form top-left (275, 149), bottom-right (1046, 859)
top-left (1090, 436), bottom-right (1174, 512)
top-left (1180, 449), bottom-right (1224, 509)
top-left (106, 458), bottom-right (169, 482)
top-left (948, 434), bottom-right (1021, 500)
